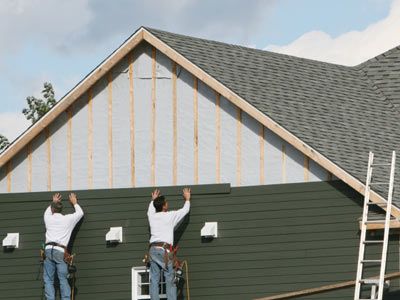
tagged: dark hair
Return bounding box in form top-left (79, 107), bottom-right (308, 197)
top-left (153, 196), bottom-right (166, 212)
top-left (51, 201), bottom-right (63, 213)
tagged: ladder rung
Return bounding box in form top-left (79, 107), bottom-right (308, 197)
top-left (365, 220), bottom-right (385, 224)
top-left (369, 182), bottom-right (390, 185)
top-left (371, 163), bottom-right (391, 166)
top-left (366, 202), bottom-right (387, 206)
top-left (360, 279), bottom-right (380, 285)
top-left (363, 240), bottom-right (384, 244)
top-left (365, 218), bottom-right (396, 224)
top-left (361, 259), bottom-right (381, 263)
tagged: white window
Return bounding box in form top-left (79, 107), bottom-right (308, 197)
top-left (132, 266), bottom-right (167, 300)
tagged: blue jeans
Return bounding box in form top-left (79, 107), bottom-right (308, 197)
top-left (149, 246), bottom-right (176, 300)
top-left (43, 248), bottom-right (70, 300)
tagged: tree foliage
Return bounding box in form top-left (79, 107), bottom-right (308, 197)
top-left (0, 135), bottom-right (10, 152)
top-left (22, 82), bottom-right (56, 124)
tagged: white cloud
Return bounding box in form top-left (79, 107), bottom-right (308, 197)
top-left (0, 112), bottom-right (31, 142)
top-left (0, 0), bottom-right (93, 61)
top-left (265, 0), bottom-right (400, 66)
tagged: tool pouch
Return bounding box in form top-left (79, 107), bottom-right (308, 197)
top-left (40, 249), bottom-right (46, 262)
top-left (64, 252), bottom-right (74, 265)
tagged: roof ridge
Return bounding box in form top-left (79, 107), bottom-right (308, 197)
top-left (357, 65), bottom-right (400, 118)
top-left (355, 45), bottom-right (400, 69)
top-left (144, 27), bottom-right (352, 69)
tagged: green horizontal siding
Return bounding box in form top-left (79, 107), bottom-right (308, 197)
top-left (0, 181), bottom-right (398, 299)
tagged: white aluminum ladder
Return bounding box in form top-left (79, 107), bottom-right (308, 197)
top-left (354, 151), bottom-right (396, 300)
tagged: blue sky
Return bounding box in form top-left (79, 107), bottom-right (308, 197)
top-left (0, 0), bottom-right (398, 141)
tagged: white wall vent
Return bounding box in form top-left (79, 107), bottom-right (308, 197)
top-left (2, 233), bottom-right (19, 248)
top-left (201, 222), bottom-right (218, 238)
top-left (106, 227), bottom-right (123, 243)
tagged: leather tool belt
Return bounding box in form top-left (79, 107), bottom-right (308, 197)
top-left (149, 242), bottom-right (172, 250)
top-left (45, 242), bottom-right (74, 265)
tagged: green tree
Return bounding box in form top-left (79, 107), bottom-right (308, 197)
top-left (0, 134), bottom-right (10, 152)
top-left (22, 82), bottom-right (56, 124)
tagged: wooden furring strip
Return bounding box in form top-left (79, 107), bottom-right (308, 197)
top-left (27, 143), bottom-right (32, 192)
top-left (260, 124), bottom-right (265, 185)
top-left (254, 272), bottom-right (400, 300)
top-left (6, 160), bottom-right (11, 192)
top-left (108, 72), bottom-right (113, 188)
top-left (304, 156), bottom-right (310, 182)
top-left (67, 108), bottom-right (72, 190)
top-left (151, 47), bottom-right (157, 186)
top-left (236, 107), bottom-right (242, 186)
top-left (216, 93), bottom-right (221, 184)
top-left (282, 144), bottom-right (286, 183)
top-left (46, 127), bottom-right (52, 191)
top-left (88, 88), bottom-right (93, 188)
top-left (193, 77), bottom-right (199, 184)
top-left (172, 62), bottom-right (178, 185)
top-left (129, 52), bottom-right (136, 187)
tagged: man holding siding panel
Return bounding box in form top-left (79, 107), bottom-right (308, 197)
top-left (43, 193), bottom-right (84, 300)
top-left (147, 188), bottom-right (191, 300)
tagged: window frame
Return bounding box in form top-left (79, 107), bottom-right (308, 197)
top-left (131, 266), bottom-right (167, 300)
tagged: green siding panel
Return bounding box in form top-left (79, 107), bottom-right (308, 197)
top-left (0, 181), bottom-right (399, 299)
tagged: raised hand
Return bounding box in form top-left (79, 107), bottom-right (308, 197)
top-left (152, 189), bottom-right (161, 200)
top-left (182, 187), bottom-right (191, 201)
top-left (52, 193), bottom-right (62, 203)
top-left (69, 193), bottom-right (78, 205)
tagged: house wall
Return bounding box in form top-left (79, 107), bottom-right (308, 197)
top-left (0, 181), bottom-right (398, 300)
top-left (0, 42), bottom-right (329, 193)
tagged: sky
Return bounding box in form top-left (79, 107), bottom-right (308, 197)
top-left (0, 0), bottom-right (399, 142)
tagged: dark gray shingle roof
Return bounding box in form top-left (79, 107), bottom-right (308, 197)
top-left (145, 27), bottom-right (400, 207)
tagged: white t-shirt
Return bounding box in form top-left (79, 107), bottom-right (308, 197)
top-left (44, 204), bottom-right (84, 247)
top-left (147, 200), bottom-right (190, 245)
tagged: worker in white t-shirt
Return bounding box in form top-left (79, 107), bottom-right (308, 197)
top-left (147, 188), bottom-right (191, 300)
top-left (43, 193), bottom-right (84, 300)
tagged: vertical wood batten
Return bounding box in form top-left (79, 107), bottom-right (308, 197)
top-left (151, 47), bottom-right (156, 186)
top-left (260, 125), bottom-right (265, 185)
top-left (304, 156), bottom-right (310, 182)
top-left (172, 62), bottom-right (178, 185)
top-left (67, 109), bottom-right (72, 190)
top-left (45, 127), bottom-right (52, 191)
top-left (88, 88), bottom-right (93, 189)
top-left (27, 143), bottom-right (32, 192)
top-left (129, 53), bottom-right (136, 187)
top-left (282, 144), bottom-right (287, 183)
top-left (236, 107), bottom-right (242, 186)
top-left (6, 161), bottom-right (11, 192)
top-left (108, 72), bottom-right (113, 188)
top-left (193, 77), bottom-right (199, 184)
top-left (216, 93), bottom-right (221, 183)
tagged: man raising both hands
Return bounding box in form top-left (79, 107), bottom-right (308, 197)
top-left (43, 193), bottom-right (84, 300)
top-left (147, 188), bottom-right (191, 300)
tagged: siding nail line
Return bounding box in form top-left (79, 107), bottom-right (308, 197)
top-left (260, 125), bottom-right (265, 185)
top-left (172, 62), bottom-right (178, 185)
top-left (194, 77), bottom-right (199, 184)
top-left (236, 107), bottom-right (242, 186)
top-left (129, 52), bottom-right (136, 187)
top-left (108, 72), bottom-right (113, 188)
top-left (88, 88), bottom-right (93, 189)
top-left (216, 92), bottom-right (221, 184)
top-left (67, 108), bottom-right (73, 190)
top-left (27, 143), bottom-right (32, 192)
top-left (151, 47), bottom-right (156, 186)
top-left (46, 127), bottom-right (52, 191)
